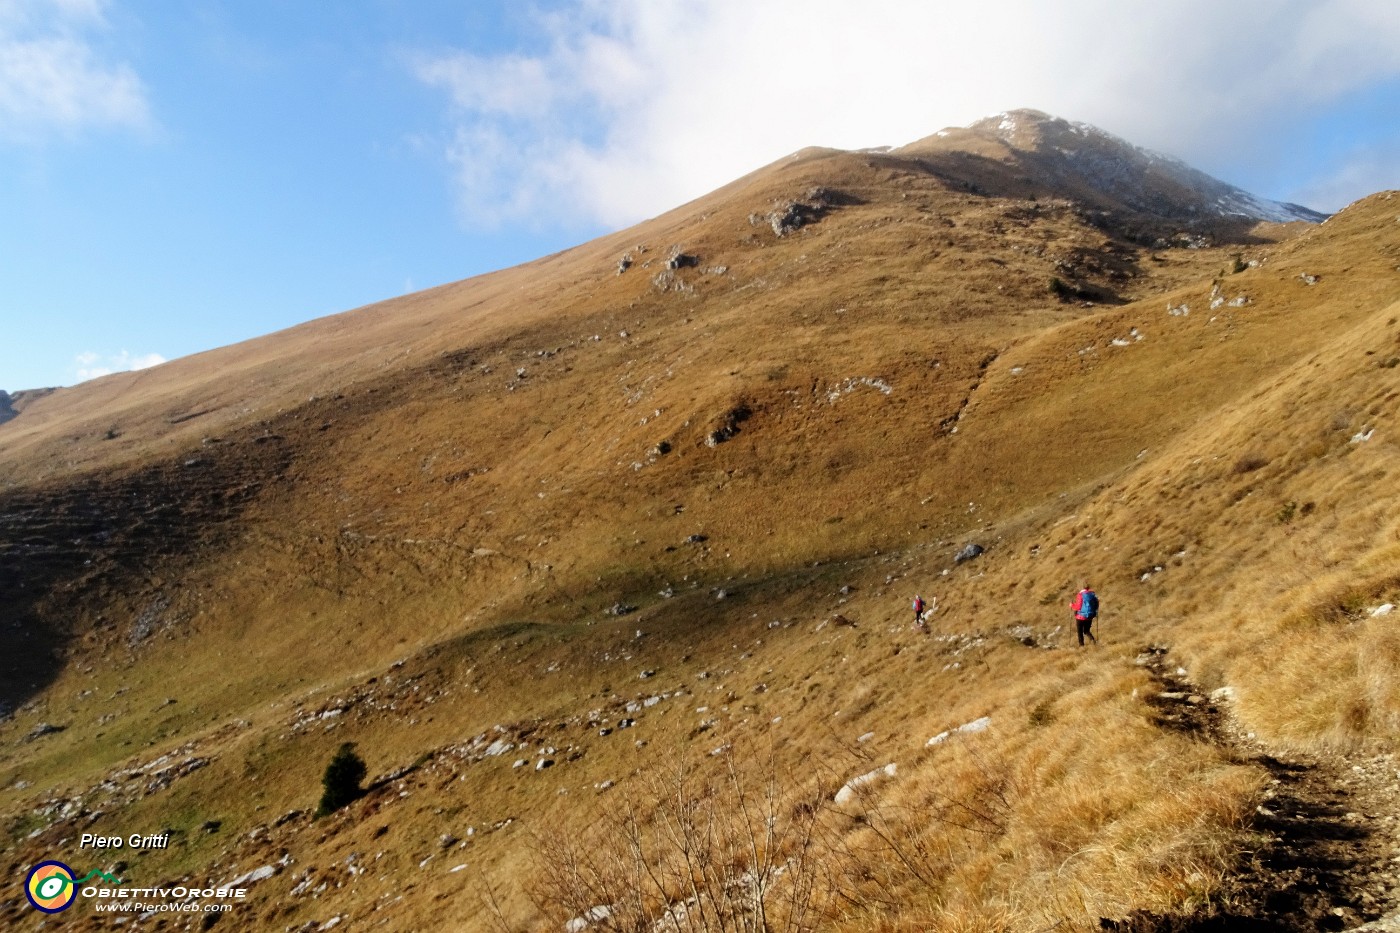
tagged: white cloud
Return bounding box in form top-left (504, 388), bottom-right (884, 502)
top-left (0, 0), bottom-right (151, 142)
top-left (411, 0), bottom-right (1400, 229)
top-left (73, 348), bottom-right (165, 382)
top-left (1292, 147), bottom-right (1400, 213)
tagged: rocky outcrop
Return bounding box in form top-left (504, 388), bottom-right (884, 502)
top-left (705, 403), bottom-right (752, 447)
top-left (954, 543), bottom-right (985, 564)
top-left (763, 186), bottom-right (848, 237)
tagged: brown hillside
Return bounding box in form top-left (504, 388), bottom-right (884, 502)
top-left (2, 112), bottom-right (1398, 931)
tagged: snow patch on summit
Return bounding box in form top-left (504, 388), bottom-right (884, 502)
top-left (966, 109), bottom-right (1328, 225)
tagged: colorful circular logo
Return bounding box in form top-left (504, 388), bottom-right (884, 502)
top-left (25, 860), bottom-right (78, 913)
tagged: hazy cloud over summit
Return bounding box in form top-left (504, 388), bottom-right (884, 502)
top-left (413, 0), bottom-right (1400, 228)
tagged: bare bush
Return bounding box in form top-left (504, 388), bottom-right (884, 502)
top-left (1231, 453), bottom-right (1269, 475)
top-left (527, 748), bottom-right (839, 933)
top-left (519, 739), bottom-right (1035, 931)
top-left (828, 739), bottom-right (1017, 918)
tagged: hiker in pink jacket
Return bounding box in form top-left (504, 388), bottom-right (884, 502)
top-left (1072, 583), bottom-right (1099, 646)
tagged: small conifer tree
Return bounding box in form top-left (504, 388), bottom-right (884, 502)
top-left (316, 742), bottom-right (367, 817)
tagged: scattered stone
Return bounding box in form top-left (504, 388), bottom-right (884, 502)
top-left (665, 249), bottom-right (699, 271)
top-left (566, 905), bottom-right (614, 933)
top-left (274, 809), bottom-right (305, 828)
top-left (1299, 273), bottom-right (1320, 285)
top-left (25, 722), bottom-right (65, 741)
top-left (512, 759), bottom-right (527, 769)
top-left (927, 716), bottom-right (992, 746)
top-left (834, 763), bottom-right (897, 805)
top-left (616, 254), bottom-right (633, 275)
top-left (1370, 604), bottom-right (1395, 618)
top-left (954, 543), bottom-right (985, 564)
top-left (705, 402), bottom-right (752, 447)
top-left (439, 834), bottom-right (458, 849)
top-left (536, 759), bottom-right (554, 771)
top-left (639, 669), bottom-right (655, 679)
top-left (606, 603), bottom-right (637, 617)
top-left (228, 865), bottom-right (277, 887)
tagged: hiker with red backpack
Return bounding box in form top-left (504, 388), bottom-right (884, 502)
top-left (1072, 583), bottom-right (1099, 646)
top-left (913, 594), bottom-right (926, 627)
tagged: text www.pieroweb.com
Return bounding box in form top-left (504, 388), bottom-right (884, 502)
top-left (93, 900), bottom-right (234, 914)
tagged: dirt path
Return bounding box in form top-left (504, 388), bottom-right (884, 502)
top-left (1103, 646), bottom-right (1400, 933)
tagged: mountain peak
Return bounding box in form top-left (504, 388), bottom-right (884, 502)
top-left (914, 109), bottom-right (1327, 225)
top-left (966, 108), bottom-right (1064, 144)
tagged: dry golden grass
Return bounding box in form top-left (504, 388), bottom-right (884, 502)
top-left (1, 123), bottom-right (1399, 930)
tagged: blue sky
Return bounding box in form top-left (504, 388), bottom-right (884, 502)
top-left (3, 0), bottom-right (1399, 393)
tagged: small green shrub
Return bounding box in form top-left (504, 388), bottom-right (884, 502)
top-left (316, 742), bottom-right (367, 817)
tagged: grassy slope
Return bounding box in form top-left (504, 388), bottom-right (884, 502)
top-left (1, 138), bottom-right (1397, 930)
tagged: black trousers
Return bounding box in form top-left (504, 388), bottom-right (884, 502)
top-left (1076, 617), bottom-right (1096, 645)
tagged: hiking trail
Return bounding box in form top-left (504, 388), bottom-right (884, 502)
top-left (1104, 646), bottom-right (1400, 932)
